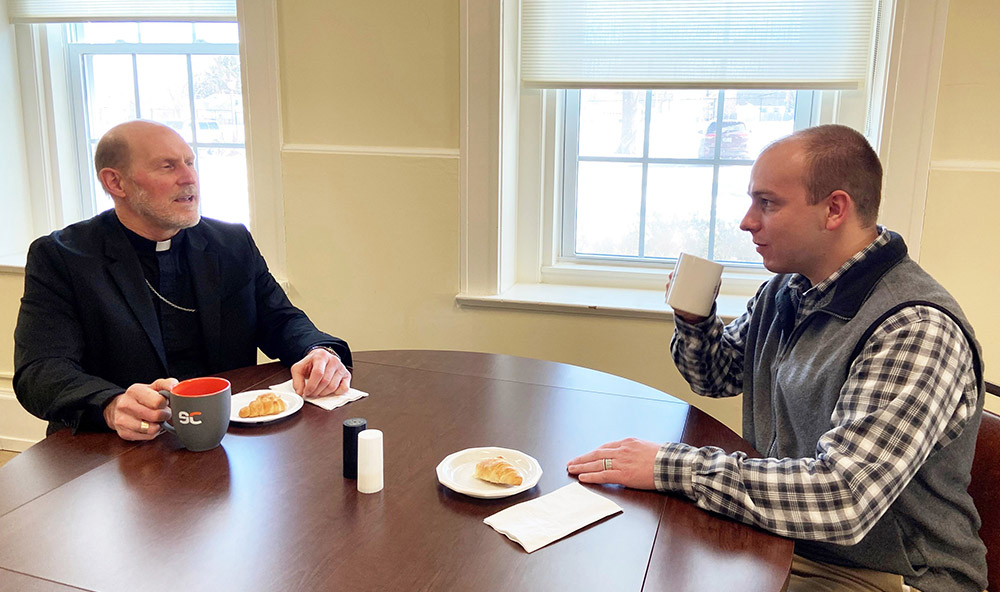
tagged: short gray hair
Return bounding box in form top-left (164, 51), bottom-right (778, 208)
top-left (94, 129), bottom-right (131, 176)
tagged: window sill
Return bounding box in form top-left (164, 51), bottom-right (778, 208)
top-left (541, 260), bottom-right (769, 294)
top-left (0, 252), bottom-right (27, 274)
top-left (456, 283), bottom-right (748, 322)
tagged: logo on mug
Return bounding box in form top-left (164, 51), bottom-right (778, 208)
top-left (178, 411), bottom-right (203, 425)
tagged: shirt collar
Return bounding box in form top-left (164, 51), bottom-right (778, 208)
top-left (787, 226), bottom-right (890, 300)
top-left (115, 214), bottom-right (184, 253)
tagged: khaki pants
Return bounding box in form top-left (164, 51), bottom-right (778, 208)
top-left (787, 554), bottom-right (921, 592)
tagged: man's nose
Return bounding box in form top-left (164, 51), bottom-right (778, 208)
top-left (739, 208), bottom-right (757, 232)
top-left (178, 163), bottom-right (198, 185)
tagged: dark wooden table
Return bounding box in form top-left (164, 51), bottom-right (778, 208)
top-left (0, 350), bottom-right (792, 591)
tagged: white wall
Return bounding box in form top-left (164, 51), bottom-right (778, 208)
top-left (0, 0), bottom-right (34, 260)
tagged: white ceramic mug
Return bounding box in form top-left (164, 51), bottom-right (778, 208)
top-left (665, 252), bottom-right (724, 318)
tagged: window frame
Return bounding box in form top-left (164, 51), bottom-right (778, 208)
top-left (66, 35), bottom-right (244, 221)
top-left (457, 0), bottom-right (951, 320)
top-left (560, 88), bottom-right (816, 267)
top-left (4, 0), bottom-right (287, 278)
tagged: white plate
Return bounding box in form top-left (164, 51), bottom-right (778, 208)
top-left (230, 389), bottom-right (304, 424)
top-left (436, 447), bottom-right (542, 499)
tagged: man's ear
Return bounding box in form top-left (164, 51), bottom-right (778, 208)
top-left (824, 190), bottom-right (852, 230)
top-left (97, 168), bottom-right (128, 199)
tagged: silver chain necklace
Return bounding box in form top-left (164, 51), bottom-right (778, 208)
top-left (144, 278), bottom-right (197, 313)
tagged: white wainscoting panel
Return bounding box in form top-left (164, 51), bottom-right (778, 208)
top-left (0, 374), bottom-right (46, 451)
top-left (282, 143), bottom-right (460, 159)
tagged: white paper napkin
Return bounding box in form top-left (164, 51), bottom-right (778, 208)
top-left (483, 482), bottom-right (623, 553)
top-left (268, 379), bottom-right (369, 411)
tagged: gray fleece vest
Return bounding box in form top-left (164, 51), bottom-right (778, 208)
top-left (741, 232), bottom-right (986, 592)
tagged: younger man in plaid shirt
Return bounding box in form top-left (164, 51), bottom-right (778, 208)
top-left (568, 125), bottom-right (986, 592)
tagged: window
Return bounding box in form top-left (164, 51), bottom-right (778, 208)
top-left (564, 89), bottom-right (814, 266)
top-left (458, 0), bottom-right (948, 318)
top-left (67, 22), bottom-right (248, 225)
top-left (4, 0), bottom-right (286, 274)
top-left (532, 0), bottom-right (877, 275)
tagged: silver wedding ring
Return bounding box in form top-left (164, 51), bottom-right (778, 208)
top-left (603, 458), bottom-right (613, 471)
top-left (140, 420), bottom-right (150, 434)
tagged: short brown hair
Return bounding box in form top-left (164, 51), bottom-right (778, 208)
top-left (788, 124), bottom-right (882, 227)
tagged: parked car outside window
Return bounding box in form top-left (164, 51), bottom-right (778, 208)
top-left (699, 120), bottom-right (749, 159)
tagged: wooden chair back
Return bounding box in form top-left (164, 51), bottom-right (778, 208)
top-left (971, 381), bottom-right (1000, 591)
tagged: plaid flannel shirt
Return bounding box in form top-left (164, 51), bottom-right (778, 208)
top-left (661, 229), bottom-right (978, 544)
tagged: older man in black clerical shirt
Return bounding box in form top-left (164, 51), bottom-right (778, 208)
top-left (14, 120), bottom-right (352, 441)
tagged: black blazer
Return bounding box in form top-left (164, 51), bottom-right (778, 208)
top-left (14, 210), bottom-right (351, 432)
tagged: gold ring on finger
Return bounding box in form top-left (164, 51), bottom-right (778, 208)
top-left (140, 420), bottom-right (150, 434)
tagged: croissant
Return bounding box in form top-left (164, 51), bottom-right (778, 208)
top-left (239, 393), bottom-right (287, 418)
top-left (474, 456), bottom-right (522, 486)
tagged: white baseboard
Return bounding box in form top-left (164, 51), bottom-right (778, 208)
top-left (0, 376), bottom-right (46, 451)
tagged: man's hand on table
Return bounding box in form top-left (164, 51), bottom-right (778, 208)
top-left (103, 378), bottom-right (176, 440)
top-left (566, 437), bottom-right (660, 490)
top-left (292, 347), bottom-right (352, 398)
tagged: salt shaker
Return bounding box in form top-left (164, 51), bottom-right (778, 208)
top-left (357, 429), bottom-right (384, 494)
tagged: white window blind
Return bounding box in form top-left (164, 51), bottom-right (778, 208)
top-left (521, 0), bottom-right (876, 90)
top-left (8, 0), bottom-right (236, 23)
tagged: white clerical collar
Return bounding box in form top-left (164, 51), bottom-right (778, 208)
top-left (155, 239), bottom-right (171, 252)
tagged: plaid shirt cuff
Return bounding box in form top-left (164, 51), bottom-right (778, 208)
top-left (654, 442), bottom-right (698, 496)
top-left (673, 306), bottom-right (719, 332)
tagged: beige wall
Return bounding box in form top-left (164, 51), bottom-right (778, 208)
top-left (273, 0), bottom-right (744, 433)
top-left (0, 272), bottom-right (47, 448)
top-left (273, 0), bottom-right (1000, 433)
top-left (278, 1), bottom-right (459, 148)
top-left (2, 0), bottom-right (998, 449)
top-left (921, 0), bottom-right (1000, 392)
top-left (280, 152), bottom-right (739, 427)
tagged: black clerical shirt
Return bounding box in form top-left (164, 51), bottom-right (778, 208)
top-left (119, 219), bottom-right (209, 380)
